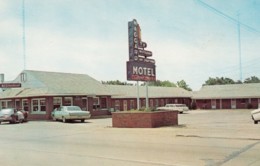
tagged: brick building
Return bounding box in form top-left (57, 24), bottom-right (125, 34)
top-left (0, 70), bottom-right (112, 120)
top-left (0, 70), bottom-right (192, 120)
top-left (107, 84), bottom-right (192, 111)
top-left (2, 70), bottom-right (259, 121)
top-left (192, 84), bottom-right (260, 109)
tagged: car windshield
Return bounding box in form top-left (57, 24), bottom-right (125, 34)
top-left (0, 108), bottom-right (14, 114)
top-left (66, 106), bottom-right (82, 111)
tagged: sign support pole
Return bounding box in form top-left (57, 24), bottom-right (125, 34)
top-left (137, 81), bottom-right (140, 110)
top-left (145, 81), bottom-right (149, 110)
top-left (0, 74), bottom-right (3, 92)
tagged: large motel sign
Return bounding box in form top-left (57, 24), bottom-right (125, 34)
top-left (126, 19), bottom-right (156, 110)
top-left (127, 19), bottom-right (156, 82)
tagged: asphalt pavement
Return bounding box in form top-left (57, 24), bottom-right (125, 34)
top-left (0, 109), bottom-right (259, 166)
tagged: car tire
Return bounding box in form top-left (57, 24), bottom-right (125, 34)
top-left (62, 117), bottom-right (67, 123)
top-left (81, 119), bottom-right (85, 123)
top-left (254, 121), bottom-right (258, 124)
top-left (52, 116), bottom-right (56, 121)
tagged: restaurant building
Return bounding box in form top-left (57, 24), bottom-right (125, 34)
top-left (0, 70), bottom-right (192, 120)
top-left (0, 70), bottom-right (112, 120)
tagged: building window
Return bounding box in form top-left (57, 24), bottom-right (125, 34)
top-left (93, 97), bottom-right (99, 105)
top-left (92, 97), bottom-right (100, 110)
top-left (22, 99), bottom-right (29, 111)
top-left (64, 97), bottom-right (73, 106)
top-left (53, 97), bottom-right (62, 109)
top-left (31, 98), bottom-right (46, 112)
top-left (0, 100), bottom-right (12, 109)
top-left (100, 97), bottom-right (107, 109)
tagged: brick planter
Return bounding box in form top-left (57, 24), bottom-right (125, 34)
top-left (112, 111), bottom-right (178, 128)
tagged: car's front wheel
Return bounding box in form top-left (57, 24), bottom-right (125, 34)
top-left (254, 121), bottom-right (258, 124)
top-left (52, 116), bottom-right (56, 121)
top-left (62, 117), bottom-right (67, 123)
top-left (81, 119), bottom-right (85, 123)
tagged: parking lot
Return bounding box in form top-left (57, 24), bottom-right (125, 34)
top-left (0, 109), bottom-right (260, 166)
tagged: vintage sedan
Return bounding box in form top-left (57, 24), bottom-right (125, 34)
top-left (51, 106), bottom-right (91, 123)
top-left (251, 108), bottom-right (260, 124)
top-left (0, 108), bottom-right (27, 124)
top-left (157, 104), bottom-right (189, 114)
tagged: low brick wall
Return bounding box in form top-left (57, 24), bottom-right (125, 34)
top-left (112, 111), bottom-right (178, 128)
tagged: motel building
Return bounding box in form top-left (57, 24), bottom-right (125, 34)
top-left (0, 70), bottom-right (192, 120)
top-left (192, 83), bottom-right (260, 109)
top-left (106, 84), bottom-right (192, 111)
top-left (1, 70), bottom-right (260, 121)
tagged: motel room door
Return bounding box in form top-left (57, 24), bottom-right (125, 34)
top-left (211, 99), bottom-right (216, 109)
top-left (231, 99), bottom-right (236, 109)
top-left (123, 100), bottom-right (128, 111)
top-left (82, 97), bottom-right (88, 111)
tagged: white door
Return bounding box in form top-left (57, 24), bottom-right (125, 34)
top-left (211, 99), bottom-right (216, 109)
top-left (231, 99), bottom-right (236, 109)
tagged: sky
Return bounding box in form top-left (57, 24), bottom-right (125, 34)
top-left (0, 0), bottom-right (259, 90)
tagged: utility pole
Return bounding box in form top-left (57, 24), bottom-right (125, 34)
top-left (22, 0), bottom-right (26, 70)
top-left (237, 13), bottom-right (242, 81)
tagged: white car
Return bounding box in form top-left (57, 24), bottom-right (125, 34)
top-left (0, 108), bottom-right (26, 124)
top-left (51, 106), bottom-right (91, 123)
top-left (251, 108), bottom-right (260, 124)
top-left (157, 104), bottom-right (189, 114)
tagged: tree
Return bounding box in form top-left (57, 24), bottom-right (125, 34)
top-left (203, 77), bottom-right (236, 86)
top-left (244, 76), bottom-right (260, 83)
top-left (177, 80), bottom-right (192, 91)
top-left (144, 80), bottom-right (176, 87)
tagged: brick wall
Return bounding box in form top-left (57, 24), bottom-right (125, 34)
top-left (112, 111), bottom-right (178, 128)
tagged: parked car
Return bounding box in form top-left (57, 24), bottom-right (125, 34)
top-left (157, 104), bottom-right (189, 114)
top-left (0, 108), bottom-right (28, 124)
top-left (51, 106), bottom-right (91, 123)
top-left (251, 108), bottom-right (260, 124)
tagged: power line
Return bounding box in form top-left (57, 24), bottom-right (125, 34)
top-left (196, 0), bottom-right (259, 82)
top-left (196, 0), bottom-right (260, 34)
